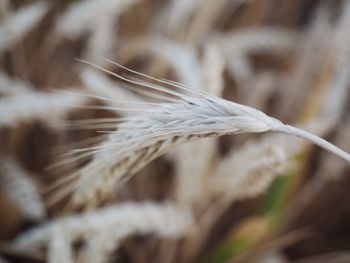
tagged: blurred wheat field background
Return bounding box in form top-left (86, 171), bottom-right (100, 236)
top-left (1, 0), bottom-right (350, 262)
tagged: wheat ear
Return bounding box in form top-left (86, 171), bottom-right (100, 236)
top-left (0, 158), bottom-right (46, 221)
top-left (14, 202), bottom-right (192, 263)
top-left (49, 60), bottom-right (350, 210)
top-left (0, 90), bottom-right (87, 127)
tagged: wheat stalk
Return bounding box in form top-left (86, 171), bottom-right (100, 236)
top-left (213, 27), bottom-right (296, 91)
top-left (84, 16), bottom-right (115, 64)
top-left (165, 0), bottom-right (201, 32)
top-left (213, 27), bottom-right (296, 56)
top-left (174, 45), bottom-right (224, 205)
top-left (48, 226), bottom-right (74, 263)
top-left (55, 0), bottom-right (138, 66)
top-left (55, 0), bottom-right (137, 39)
top-left (148, 37), bottom-right (202, 90)
top-left (49, 60), bottom-right (350, 210)
top-left (0, 2), bottom-right (48, 52)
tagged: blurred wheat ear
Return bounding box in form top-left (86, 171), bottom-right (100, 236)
top-left (48, 60), bottom-right (350, 211)
top-left (13, 202), bottom-right (192, 263)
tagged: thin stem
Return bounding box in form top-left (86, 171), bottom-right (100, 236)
top-left (274, 124), bottom-right (350, 163)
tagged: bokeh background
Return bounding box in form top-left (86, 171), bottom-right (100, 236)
top-left (0, 0), bottom-right (350, 262)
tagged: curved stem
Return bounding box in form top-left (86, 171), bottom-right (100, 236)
top-left (274, 124), bottom-right (350, 163)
